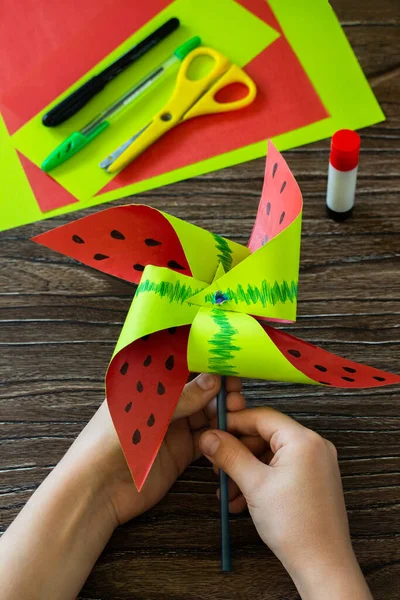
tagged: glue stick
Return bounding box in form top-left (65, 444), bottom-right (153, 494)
top-left (326, 129), bottom-right (361, 221)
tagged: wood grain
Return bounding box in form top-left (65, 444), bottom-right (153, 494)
top-left (1, 1), bottom-right (399, 598)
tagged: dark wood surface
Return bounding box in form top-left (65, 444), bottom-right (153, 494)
top-left (1, 1), bottom-right (399, 598)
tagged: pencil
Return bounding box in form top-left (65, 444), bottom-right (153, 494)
top-left (217, 376), bottom-right (231, 572)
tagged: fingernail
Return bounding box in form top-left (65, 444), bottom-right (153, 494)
top-left (202, 432), bottom-right (220, 456)
top-left (196, 373), bottom-right (217, 391)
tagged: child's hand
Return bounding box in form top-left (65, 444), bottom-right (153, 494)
top-left (200, 407), bottom-right (373, 599)
top-left (70, 374), bottom-right (245, 527)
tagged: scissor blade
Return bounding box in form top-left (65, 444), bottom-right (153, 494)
top-left (99, 122), bottom-right (152, 170)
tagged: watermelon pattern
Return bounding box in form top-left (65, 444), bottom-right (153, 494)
top-left (106, 326), bottom-right (191, 491)
top-left (264, 325), bottom-right (400, 388)
top-left (248, 140), bottom-right (302, 252)
top-left (33, 205), bottom-right (192, 284)
top-left (32, 141), bottom-right (400, 491)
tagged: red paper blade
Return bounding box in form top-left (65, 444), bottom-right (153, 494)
top-left (106, 326), bottom-right (190, 491)
top-left (248, 141), bottom-right (302, 252)
top-left (264, 325), bottom-right (400, 388)
top-left (32, 205), bottom-right (192, 284)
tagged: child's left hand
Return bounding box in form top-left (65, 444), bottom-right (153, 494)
top-left (70, 374), bottom-right (245, 527)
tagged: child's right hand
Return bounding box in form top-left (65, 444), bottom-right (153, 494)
top-left (200, 407), bottom-right (373, 599)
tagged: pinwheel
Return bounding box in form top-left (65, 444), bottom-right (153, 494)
top-left (34, 141), bottom-right (400, 495)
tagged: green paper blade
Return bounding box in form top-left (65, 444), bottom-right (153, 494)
top-left (187, 308), bottom-right (315, 383)
top-left (189, 214), bottom-right (301, 322)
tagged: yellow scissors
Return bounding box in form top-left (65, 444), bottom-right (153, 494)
top-left (101, 46), bottom-right (257, 173)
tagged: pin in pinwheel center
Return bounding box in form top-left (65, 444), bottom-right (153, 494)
top-left (212, 290), bottom-right (230, 305)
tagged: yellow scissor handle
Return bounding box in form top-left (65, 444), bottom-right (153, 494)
top-left (183, 63), bottom-right (257, 121)
top-left (107, 47), bottom-right (256, 173)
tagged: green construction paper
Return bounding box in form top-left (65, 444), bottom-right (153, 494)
top-left (187, 307), bottom-right (315, 382)
top-left (112, 265), bottom-right (207, 358)
top-left (163, 211), bottom-right (250, 283)
top-left (1, 0), bottom-right (384, 232)
top-left (189, 214), bottom-right (301, 321)
top-left (11, 0), bottom-right (277, 202)
top-left (91, 0), bottom-right (384, 201)
top-left (0, 114), bottom-right (37, 224)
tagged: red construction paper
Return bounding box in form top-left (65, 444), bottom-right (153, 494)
top-left (248, 141), bottom-right (302, 252)
top-left (99, 0), bottom-right (328, 192)
top-left (0, 0), bottom-right (172, 133)
top-left (0, 0), bottom-right (327, 214)
top-left (18, 153), bottom-right (78, 212)
top-left (106, 326), bottom-right (190, 491)
top-left (32, 205), bottom-right (191, 284)
top-left (265, 325), bottom-right (400, 388)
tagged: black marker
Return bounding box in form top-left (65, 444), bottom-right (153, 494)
top-left (42, 17), bottom-right (180, 127)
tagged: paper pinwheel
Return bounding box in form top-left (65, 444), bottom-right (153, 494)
top-left (33, 142), bottom-right (400, 490)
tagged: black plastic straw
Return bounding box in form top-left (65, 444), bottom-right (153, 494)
top-left (217, 376), bottom-right (231, 572)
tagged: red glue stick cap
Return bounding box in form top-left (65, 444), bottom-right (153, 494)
top-left (330, 129), bottom-right (360, 172)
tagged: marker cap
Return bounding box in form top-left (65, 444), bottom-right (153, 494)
top-left (330, 129), bottom-right (360, 172)
top-left (174, 36), bottom-right (201, 60)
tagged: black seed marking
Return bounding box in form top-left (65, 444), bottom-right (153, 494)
top-left (314, 365), bottom-right (327, 372)
top-left (133, 263), bottom-right (145, 271)
top-left (280, 181), bottom-right (287, 193)
top-left (111, 229), bottom-right (125, 240)
top-left (142, 334), bottom-right (150, 340)
top-left (343, 366), bottom-right (356, 373)
top-left (132, 429), bottom-right (141, 444)
top-left (319, 381), bottom-right (332, 385)
top-left (279, 211), bottom-right (285, 225)
top-left (72, 234), bottom-right (84, 244)
top-left (373, 376), bottom-right (386, 382)
top-left (137, 381), bottom-right (144, 393)
top-left (168, 260), bottom-right (186, 270)
top-left (168, 327), bottom-right (177, 335)
top-left (147, 413), bottom-right (155, 427)
top-left (261, 235), bottom-right (268, 246)
top-left (165, 355), bottom-right (174, 370)
top-left (143, 355), bottom-right (152, 367)
top-left (288, 349), bottom-right (301, 358)
top-left (145, 238), bottom-right (162, 246)
top-left (125, 402), bottom-right (132, 413)
top-left (157, 382), bottom-right (166, 395)
top-left (120, 362), bottom-right (129, 375)
top-left (272, 163), bottom-right (278, 178)
top-left (266, 202), bottom-right (271, 216)
top-left (94, 253), bottom-right (109, 261)
top-left (342, 376), bottom-right (355, 382)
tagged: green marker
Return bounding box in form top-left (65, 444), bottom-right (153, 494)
top-left (41, 36), bottom-right (201, 172)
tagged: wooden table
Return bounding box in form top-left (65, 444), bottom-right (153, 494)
top-left (1, 1), bottom-right (399, 598)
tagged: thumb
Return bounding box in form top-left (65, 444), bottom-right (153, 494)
top-left (200, 429), bottom-right (266, 498)
top-left (172, 373), bottom-right (220, 420)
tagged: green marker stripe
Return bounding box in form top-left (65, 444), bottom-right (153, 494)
top-left (212, 233), bottom-right (233, 273)
top-left (208, 309), bottom-right (241, 375)
top-left (205, 280), bottom-right (298, 307)
top-left (136, 278), bottom-right (203, 305)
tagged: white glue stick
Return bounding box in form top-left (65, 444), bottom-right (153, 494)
top-left (326, 129), bottom-right (361, 221)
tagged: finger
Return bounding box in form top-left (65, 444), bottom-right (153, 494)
top-left (204, 391), bottom-right (246, 420)
top-left (259, 448), bottom-right (275, 466)
top-left (225, 377), bottom-right (242, 393)
top-left (211, 435), bottom-right (266, 476)
top-left (226, 407), bottom-right (305, 451)
top-left (200, 429), bottom-right (267, 497)
top-left (229, 494), bottom-right (247, 514)
top-left (217, 487), bottom-right (247, 514)
top-left (221, 478), bottom-right (242, 502)
top-left (240, 434), bottom-right (268, 457)
top-left (173, 374), bottom-right (221, 421)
